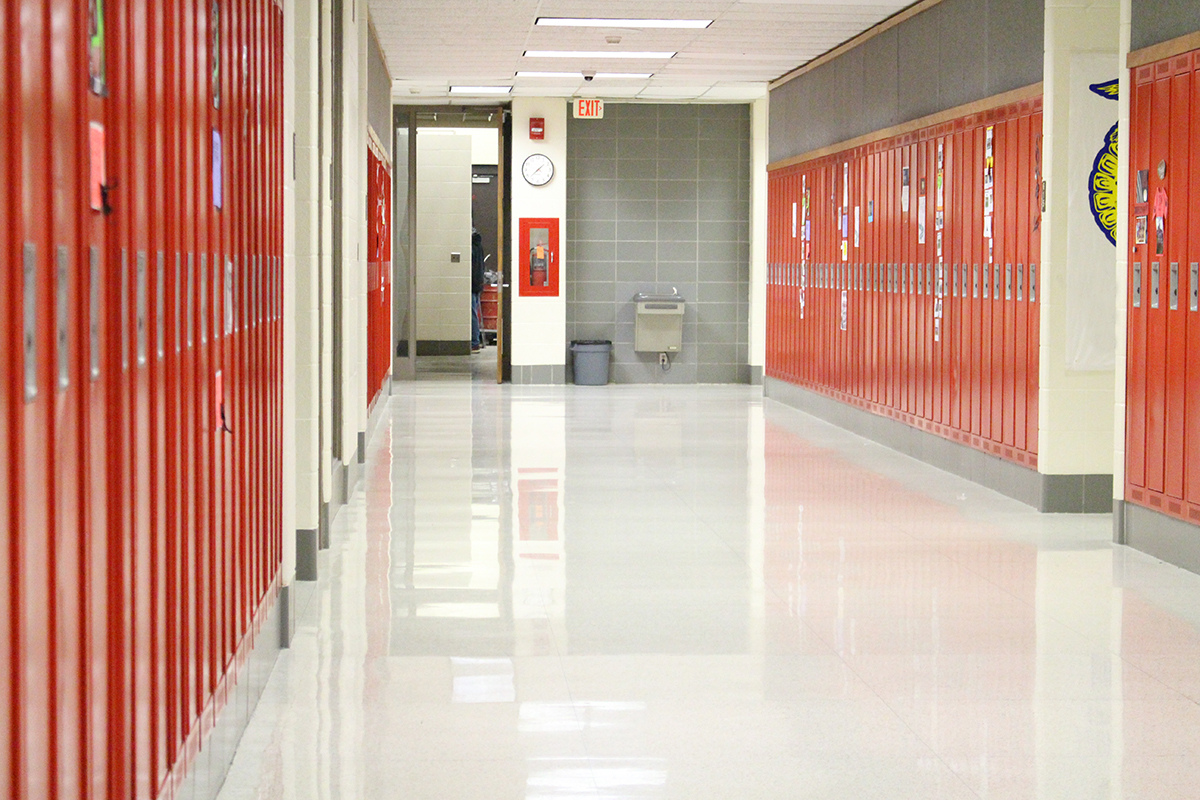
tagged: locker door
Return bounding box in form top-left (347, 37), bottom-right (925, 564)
top-left (49, 0), bottom-right (88, 796)
top-left (1187, 63), bottom-right (1200, 506)
top-left (17, 4), bottom-right (56, 797)
top-left (1, 4), bottom-right (13, 797)
top-left (1127, 71), bottom-right (1150, 490)
top-left (1146, 69), bottom-right (1171, 494)
top-left (767, 177), bottom-right (776, 376)
top-left (980, 123), bottom-right (994, 444)
top-left (1165, 61), bottom-right (1190, 500)
top-left (1028, 109), bottom-right (1043, 458)
top-left (1014, 114), bottom-right (1031, 454)
top-left (1002, 116), bottom-right (1019, 449)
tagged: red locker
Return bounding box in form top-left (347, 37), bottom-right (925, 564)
top-left (1145, 70), bottom-right (1172, 494)
top-left (1187, 62), bottom-right (1200, 507)
top-left (1164, 65), bottom-right (1191, 500)
top-left (17, 4), bottom-right (57, 798)
top-left (1, 4), bottom-right (13, 794)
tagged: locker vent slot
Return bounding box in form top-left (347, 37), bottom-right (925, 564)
top-left (90, 246), bottom-right (100, 380)
top-left (1005, 263), bottom-right (1012, 301)
top-left (214, 255), bottom-right (221, 340)
top-left (1151, 262), bottom-right (1160, 309)
top-left (1191, 263), bottom-right (1198, 312)
top-left (176, 253), bottom-right (182, 353)
top-left (1133, 262), bottom-right (1141, 308)
top-left (1170, 262), bottom-right (1179, 311)
top-left (56, 246), bottom-right (70, 391)
top-left (1030, 264), bottom-right (1037, 303)
top-left (156, 251), bottom-right (165, 360)
top-left (200, 255), bottom-right (208, 344)
top-left (234, 256), bottom-right (241, 332)
top-left (24, 243), bottom-right (38, 402)
top-left (136, 250), bottom-right (147, 366)
top-left (121, 249), bottom-right (129, 370)
top-left (1017, 264), bottom-right (1024, 302)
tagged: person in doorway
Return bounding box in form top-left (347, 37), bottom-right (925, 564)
top-left (471, 229), bottom-right (486, 353)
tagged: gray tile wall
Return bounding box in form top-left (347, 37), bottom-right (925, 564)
top-left (567, 104), bottom-right (751, 385)
top-left (769, 0), bottom-right (1045, 162)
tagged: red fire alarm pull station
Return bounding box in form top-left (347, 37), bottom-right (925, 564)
top-left (519, 217), bottom-right (560, 297)
top-left (530, 117), bottom-right (545, 140)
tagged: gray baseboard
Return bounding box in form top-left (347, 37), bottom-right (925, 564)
top-left (750, 365), bottom-right (764, 386)
top-left (296, 528), bottom-right (319, 581)
top-left (417, 340), bottom-right (471, 356)
top-left (1113, 499), bottom-right (1127, 544)
top-left (357, 431), bottom-right (366, 464)
top-left (319, 501), bottom-right (330, 549)
top-left (764, 377), bottom-right (1112, 513)
top-left (1120, 501), bottom-right (1200, 577)
top-left (178, 583), bottom-right (283, 800)
top-left (279, 583), bottom-right (296, 648)
top-left (514, 364), bottom-right (566, 385)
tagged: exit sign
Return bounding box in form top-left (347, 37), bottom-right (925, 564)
top-left (573, 99), bottom-right (604, 119)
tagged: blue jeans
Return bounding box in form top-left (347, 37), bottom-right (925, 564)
top-left (471, 292), bottom-right (482, 348)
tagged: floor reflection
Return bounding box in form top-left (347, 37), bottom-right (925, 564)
top-left (216, 379), bottom-right (1200, 800)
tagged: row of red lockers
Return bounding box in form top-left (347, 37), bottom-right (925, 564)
top-left (367, 141), bottom-right (392, 407)
top-left (767, 97), bottom-right (1043, 467)
top-left (1126, 49), bottom-right (1200, 525)
top-left (1, 2), bottom-right (284, 799)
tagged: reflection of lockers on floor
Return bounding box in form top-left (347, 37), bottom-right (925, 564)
top-left (2, 2), bottom-right (284, 798)
top-left (1125, 47), bottom-right (1200, 524)
top-left (766, 93), bottom-right (1042, 469)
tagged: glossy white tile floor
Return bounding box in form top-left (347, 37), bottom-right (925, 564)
top-left (218, 369), bottom-right (1200, 799)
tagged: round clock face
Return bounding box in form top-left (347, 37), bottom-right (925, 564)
top-left (522, 153), bottom-right (554, 186)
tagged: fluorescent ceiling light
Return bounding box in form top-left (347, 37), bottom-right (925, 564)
top-left (536, 17), bottom-right (712, 29)
top-left (516, 71), bottom-right (653, 79)
top-left (524, 50), bottom-right (676, 59)
top-left (449, 85), bottom-right (512, 94)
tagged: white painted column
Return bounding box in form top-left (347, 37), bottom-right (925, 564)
top-left (1113, 0), bottom-right (1133, 514)
top-left (281, 0), bottom-right (298, 590)
top-left (511, 98), bottom-right (568, 380)
top-left (1038, 0), bottom-right (1121, 478)
top-left (319, 0), bottom-right (334, 509)
top-left (338, 0), bottom-right (369, 464)
top-left (292, 0), bottom-right (322, 538)
top-left (749, 94), bottom-right (769, 381)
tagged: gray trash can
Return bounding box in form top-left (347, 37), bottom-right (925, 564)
top-left (570, 340), bottom-right (612, 385)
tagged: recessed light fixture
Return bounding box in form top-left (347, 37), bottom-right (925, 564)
top-left (516, 71), bottom-right (653, 79)
top-left (536, 17), bottom-right (712, 29)
top-left (449, 85), bottom-right (512, 95)
top-left (524, 50), bottom-right (676, 59)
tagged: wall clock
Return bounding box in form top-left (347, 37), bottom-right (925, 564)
top-left (522, 153), bottom-right (554, 186)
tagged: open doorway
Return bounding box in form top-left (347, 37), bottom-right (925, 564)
top-left (392, 107), bottom-right (511, 383)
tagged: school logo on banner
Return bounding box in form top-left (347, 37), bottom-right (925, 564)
top-left (1088, 79), bottom-right (1120, 246)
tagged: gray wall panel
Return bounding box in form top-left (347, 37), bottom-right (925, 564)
top-left (567, 104), bottom-right (751, 384)
top-left (1131, 0), bottom-right (1199, 52)
top-left (770, 0), bottom-right (1045, 163)
top-left (986, 0), bottom-right (1044, 98)
top-left (367, 27), bottom-right (391, 160)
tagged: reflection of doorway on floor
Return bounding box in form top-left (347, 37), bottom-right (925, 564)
top-left (473, 164), bottom-right (499, 347)
top-left (412, 123), bottom-right (502, 381)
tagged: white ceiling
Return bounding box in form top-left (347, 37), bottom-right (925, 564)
top-left (372, 0), bottom-right (913, 103)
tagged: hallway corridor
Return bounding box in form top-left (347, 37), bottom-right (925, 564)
top-left (217, 379), bottom-right (1200, 799)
